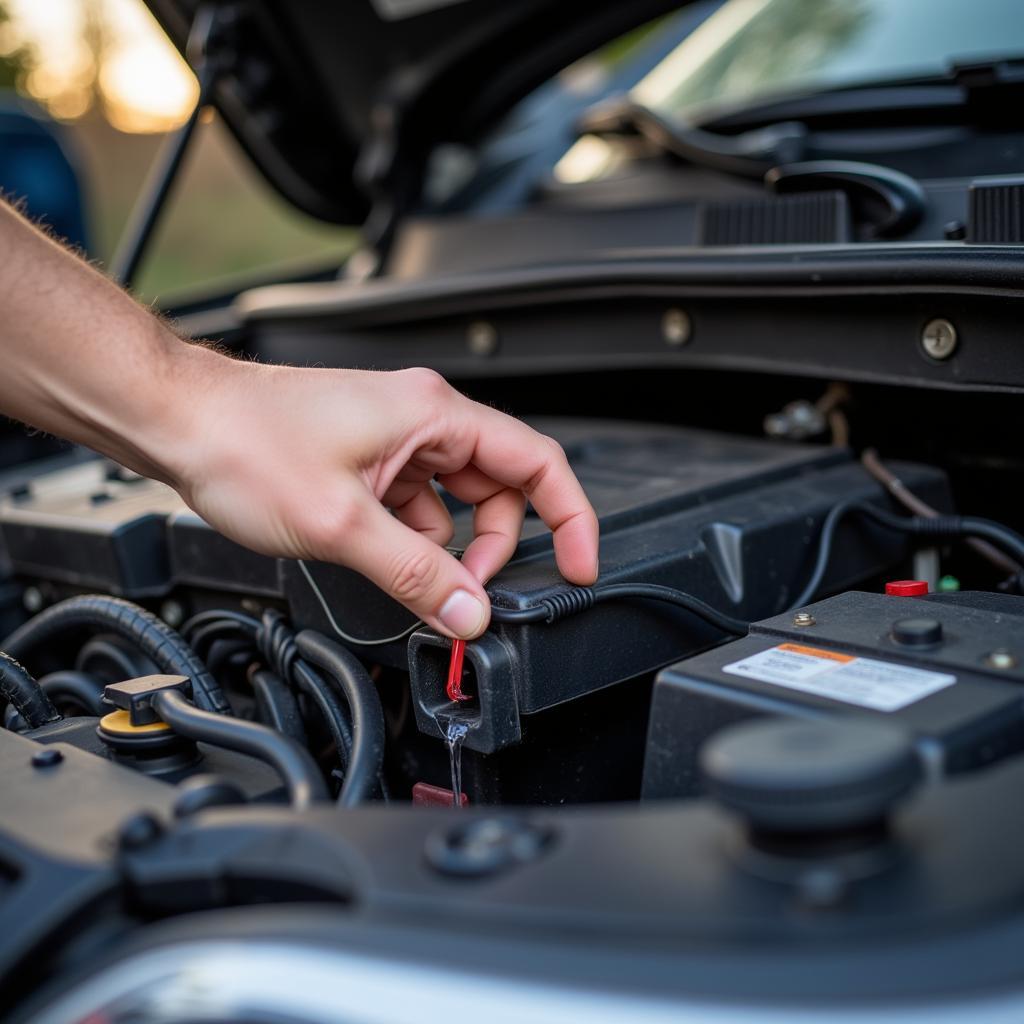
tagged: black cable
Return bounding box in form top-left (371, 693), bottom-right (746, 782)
top-left (855, 503), bottom-right (1024, 567)
top-left (251, 668), bottom-right (307, 746)
top-left (182, 609), bottom-right (262, 641)
top-left (789, 497), bottom-right (862, 610)
top-left (790, 500), bottom-right (1024, 609)
top-left (258, 610), bottom-right (353, 770)
top-left (1, 595), bottom-right (229, 714)
top-left (205, 638), bottom-right (255, 677)
top-left (187, 620), bottom-right (255, 663)
top-left (152, 688), bottom-right (326, 809)
top-left (295, 631), bottom-right (387, 808)
top-left (39, 670), bottom-right (105, 717)
top-left (489, 583), bottom-right (750, 636)
top-left (0, 651), bottom-right (59, 728)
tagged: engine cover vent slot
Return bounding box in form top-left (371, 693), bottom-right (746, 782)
top-left (697, 191), bottom-right (850, 246)
top-left (968, 176), bottom-right (1024, 244)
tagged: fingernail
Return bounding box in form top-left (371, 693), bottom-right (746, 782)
top-left (439, 589), bottom-right (486, 638)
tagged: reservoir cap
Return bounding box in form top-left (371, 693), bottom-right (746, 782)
top-left (886, 580), bottom-right (929, 597)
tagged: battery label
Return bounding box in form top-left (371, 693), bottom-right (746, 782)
top-left (722, 642), bottom-right (955, 712)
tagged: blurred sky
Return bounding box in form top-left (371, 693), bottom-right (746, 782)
top-left (1, 0), bottom-right (196, 131)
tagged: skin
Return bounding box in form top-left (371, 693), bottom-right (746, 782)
top-left (0, 200), bottom-right (600, 639)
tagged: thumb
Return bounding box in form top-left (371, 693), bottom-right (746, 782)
top-left (339, 495), bottom-right (491, 640)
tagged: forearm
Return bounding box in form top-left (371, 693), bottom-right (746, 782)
top-left (0, 199), bottom-right (221, 483)
top-left (0, 199), bottom-right (598, 638)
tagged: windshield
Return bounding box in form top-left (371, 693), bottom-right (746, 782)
top-left (634, 0), bottom-right (1024, 122)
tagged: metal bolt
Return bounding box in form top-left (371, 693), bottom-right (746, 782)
top-left (160, 600), bottom-right (185, 629)
top-left (22, 586), bottom-right (43, 613)
top-left (662, 308), bottom-right (691, 347)
top-left (31, 748), bottom-right (63, 769)
top-left (467, 321), bottom-right (499, 357)
top-left (985, 648), bottom-right (1018, 670)
top-left (920, 318), bottom-right (958, 360)
top-left (117, 811), bottom-right (164, 851)
top-left (793, 612), bottom-right (816, 627)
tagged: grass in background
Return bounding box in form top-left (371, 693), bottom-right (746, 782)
top-left (70, 109), bottom-right (358, 305)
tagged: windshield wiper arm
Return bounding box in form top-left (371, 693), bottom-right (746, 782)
top-left (577, 95), bottom-right (808, 181)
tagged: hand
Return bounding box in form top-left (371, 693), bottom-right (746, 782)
top-left (168, 358), bottom-right (600, 639)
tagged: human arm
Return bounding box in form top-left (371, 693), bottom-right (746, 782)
top-left (0, 200), bottom-right (599, 638)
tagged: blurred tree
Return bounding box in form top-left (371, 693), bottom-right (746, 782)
top-left (81, 0), bottom-right (114, 119)
top-left (0, 1), bottom-right (35, 91)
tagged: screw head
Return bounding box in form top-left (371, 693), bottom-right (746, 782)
top-left (985, 648), bottom-right (1018, 670)
top-left (117, 811), bottom-right (164, 851)
top-left (467, 321), bottom-right (499, 356)
top-left (920, 318), bottom-right (958, 361)
top-left (793, 612), bottom-right (816, 627)
top-left (425, 816), bottom-right (554, 878)
top-left (31, 747), bottom-right (63, 769)
top-left (662, 308), bottom-right (691, 347)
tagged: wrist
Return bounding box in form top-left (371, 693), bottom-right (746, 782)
top-left (122, 333), bottom-right (250, 492)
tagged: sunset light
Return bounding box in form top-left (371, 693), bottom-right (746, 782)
top-left (5, 0), bottom-right (198, 133)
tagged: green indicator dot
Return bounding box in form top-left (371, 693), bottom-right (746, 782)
top-left (938, 575), bottom-right (961, 593)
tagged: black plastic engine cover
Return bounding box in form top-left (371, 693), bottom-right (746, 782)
top-left (644, 590), bottom-right (1024, 799)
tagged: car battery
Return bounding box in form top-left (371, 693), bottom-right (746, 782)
top-left (643, 590), bottom-right (1024, 799)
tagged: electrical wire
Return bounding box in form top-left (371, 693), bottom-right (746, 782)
top-left (790, 499), bottom-right (1024, 609)
top-left (489, 583), bottom-right (750, 636)
top-left (297, 560), bottom-right (422, 646)
top-left (860, 448), bottom-right (1020, 575)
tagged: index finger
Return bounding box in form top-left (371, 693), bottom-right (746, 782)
top-left (455, 403), bottom-right (599, 585)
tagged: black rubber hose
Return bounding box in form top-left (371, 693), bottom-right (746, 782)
top-left (1, 595), bottom-right (229, 714)
top-left (251, 668), bottom-right (307, 745)
top-left (489, 584), bottom-right (749, 636)
top-left (152, 689), bottom-right (326, 809)
top-left (188, 620), bottom-right (253, 662)
top-left (295, 631), bottom-right (386, 808)
top-left (294, 660), bottom-right (353, 766)
top-left (40, 670), bottom-right (105, 716)
top-left (182, 609), bottom-right (261, 641)
top-left (75, 636), bottom-right (155, 681)
top-left (0, 651), bottom-right (59, 728)
top-left (257, 611), bottom-right (353, 768)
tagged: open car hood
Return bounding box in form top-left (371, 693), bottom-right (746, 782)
top-left (145, 0), bottom-right (687, 225)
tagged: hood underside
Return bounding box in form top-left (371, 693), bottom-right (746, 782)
top-left (145, 0), bottom-right (688, 225)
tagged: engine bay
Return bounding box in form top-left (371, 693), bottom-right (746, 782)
top-left (6, 387), bottom-right (1024, 1018)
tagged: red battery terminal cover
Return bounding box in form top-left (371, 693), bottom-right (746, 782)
top-left (885, 580), bottom-right (929, 597)
top-left (446, 638), bottom-right (471, 702)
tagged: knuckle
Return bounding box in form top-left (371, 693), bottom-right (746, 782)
top-left (305, 497), bottom-right (363, 553)
top-left (386, 548), bottom-right (441, 602)
top-left (542, 434), bottom-right (568, 462)
top-left (403, 366), bottom-right (449, 399)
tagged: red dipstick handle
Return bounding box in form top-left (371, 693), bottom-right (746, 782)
top-left (446, 638), bottom-right (470, 702)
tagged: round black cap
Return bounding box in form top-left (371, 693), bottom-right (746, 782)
top-left (700, 717), bottom-right (920, 833)
top-left (891, 617), bottom-right (943, 647)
